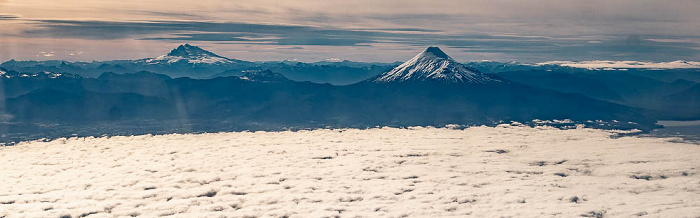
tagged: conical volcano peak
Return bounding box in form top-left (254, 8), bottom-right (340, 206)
top-left (372, 47), bottom-right (502, 84)
top-left (142, 44), bottom-right (239, 64)
top-left (167, 44), bottom-right (221, 58)
top-left (421, 46), bottom-right (450, 59)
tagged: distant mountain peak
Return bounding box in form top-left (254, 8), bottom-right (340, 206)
top-left (142, 44), bottom-right (239, 65)
top-left (422, 46), bottom-right (450, 59)
top-left (372, 47), bottom-right (502, 84)
top-left (167, 44), bottom-right (222, 59)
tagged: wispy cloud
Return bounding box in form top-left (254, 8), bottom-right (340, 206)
top-left (38, 51), bottom-right (54, 57)
top-left (2, 0), bottom-right (699, 62)
top-left (23, 20), bottom-right (414, 46)
top-left (12, 18), bottom-right (699, 62)
top-left (0, 14), bottom-right (20, 20)
top-left (126, 10), bottom-right (208, 20)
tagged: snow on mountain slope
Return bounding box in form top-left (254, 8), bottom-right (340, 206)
top-left (140, 44), bottom-right (237, 65)
top-left (537, 60), bottom-right (700, 69)
top-left (0, 71), bottom-right (80, 79)
top-left (373, 47), bottom-right (501, 84)
top-left (0, 126), bottom-right (698, 217)
top-left (240, 70), bottom-right (290, 83)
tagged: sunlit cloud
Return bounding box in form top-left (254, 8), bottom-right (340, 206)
top-left (38, 51), bottom-right (54, 57)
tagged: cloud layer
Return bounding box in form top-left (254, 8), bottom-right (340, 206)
top-left (1, 126), bottom-right (699, 217)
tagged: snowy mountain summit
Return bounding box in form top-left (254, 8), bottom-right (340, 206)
top-left (143, 44), bottom-right (237, 64)
top-left (373, 47), bottom-right (501, 84)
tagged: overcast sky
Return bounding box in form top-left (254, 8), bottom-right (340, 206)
top-left (1, 0), bottom-right (699, 62)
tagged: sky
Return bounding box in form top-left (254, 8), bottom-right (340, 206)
top-left (0, 0), bottom-right (699, 63)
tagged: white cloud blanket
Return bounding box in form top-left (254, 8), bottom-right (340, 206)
top-left (1, 125), bottom-right (698, 217)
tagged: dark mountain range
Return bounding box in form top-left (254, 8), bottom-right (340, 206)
top-left (0, 45), bottom-right (394, 84)
top-left (6, 89), bottom-right (174, 122)
top-left (1, 45), bottom-right (698, 143)
top-left (495, 70), bottom-right (700, 120)
top-left (0, 47), bottom-right (668, 144)
top-left (212, 61), bottom-right (393, 85)
top-left (240, 70), bottom-right (290, 83)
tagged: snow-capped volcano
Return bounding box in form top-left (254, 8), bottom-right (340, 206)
top-left (373, 47), bottom-right (501, 84)
top-left (141, 44), bottom-right (237, 64)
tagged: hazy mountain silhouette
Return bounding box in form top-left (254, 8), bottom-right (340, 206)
top-left (0, 45), bottom-right (394, 83)
top-left (2, 45), bottom-right (698, 143)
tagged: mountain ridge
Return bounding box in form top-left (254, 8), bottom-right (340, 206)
top-left (1, 45), bottom-right (697, 142)
top-left (240, 70), bottom-right (290, 83)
